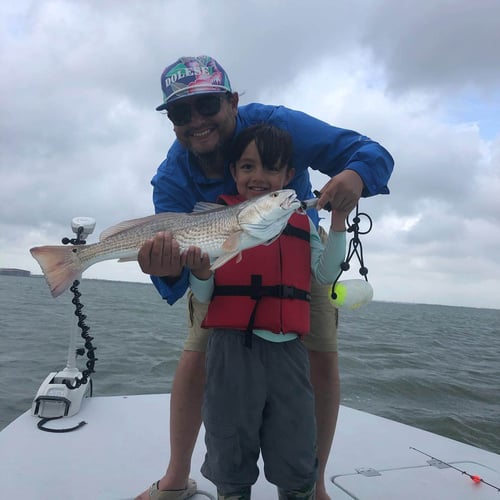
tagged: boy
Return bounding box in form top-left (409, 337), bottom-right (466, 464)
top-left (184, 124), bottom-right (348, 500)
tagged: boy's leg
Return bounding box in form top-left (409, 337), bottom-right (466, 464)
top-left (217, 487), bottom-right (251, 500)
top-left (202, 330), bottom-right (264, 496)
top-left (260, 338), bottom-right (317, 495)
top-left (278, 484), bottom-right (316, 500)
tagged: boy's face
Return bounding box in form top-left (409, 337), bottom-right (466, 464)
top-left (230, 140), bottom-right (295, 200)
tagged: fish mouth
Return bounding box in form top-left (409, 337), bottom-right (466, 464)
top-left (281, 191), bottom-right (300, 210)
top-left (300, 198), bottom-right (319, 210)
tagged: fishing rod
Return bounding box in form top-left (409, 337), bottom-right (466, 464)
top-left (302, 193), bottom-right (373, 287)
top-left (302, 192), bottom-right (374, 308)
top-left (410, 447), bottom-right (500, 492)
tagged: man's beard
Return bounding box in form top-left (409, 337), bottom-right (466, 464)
top-left (195, 148), bottom-right (220, 165)
top-left (194, 139), bottom-right (231, 167)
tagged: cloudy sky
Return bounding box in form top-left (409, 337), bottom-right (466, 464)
top-left (1, 0), bottom-right (499, 309)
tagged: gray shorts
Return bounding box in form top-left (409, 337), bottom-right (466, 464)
top-left (201, 329), bottom-right (318, 494)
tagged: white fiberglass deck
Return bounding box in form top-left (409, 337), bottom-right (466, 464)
top-left (1, 394), bottom-right (499, 499)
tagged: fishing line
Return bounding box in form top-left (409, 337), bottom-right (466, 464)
top-left (410, 447), bottom-right (500, 492)
top-left (312, 191), bottom-right (373, 300)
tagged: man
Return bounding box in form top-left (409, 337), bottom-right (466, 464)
top-left (136, 55), bottom-right (393, 500)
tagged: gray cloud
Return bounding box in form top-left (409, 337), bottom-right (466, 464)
top-left (1, 0), bottom-right (499, 308)
top-left (363, 0), bottom-right (500, 93)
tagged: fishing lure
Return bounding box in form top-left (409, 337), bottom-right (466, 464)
top-left (410, 446), bottom-right (500, 492)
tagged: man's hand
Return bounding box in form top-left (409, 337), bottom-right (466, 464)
top-left (317, 170), bottom-right (364, 213)
top-left (137, 231), bottom-right (183, 278)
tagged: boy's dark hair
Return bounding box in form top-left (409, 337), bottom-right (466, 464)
top-left (229, 124), bottom-right (294, 170)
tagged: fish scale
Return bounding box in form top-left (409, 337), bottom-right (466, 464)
top-left (80, 208), bottom-right (242, 264)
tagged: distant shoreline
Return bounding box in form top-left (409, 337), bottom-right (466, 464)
top-left (1, 273), bottom-right (497, 311)
top-left (0, 268), bottom-right (31, 277)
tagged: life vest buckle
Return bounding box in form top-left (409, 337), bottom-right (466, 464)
top-left (278, 285), bottom-right (296, 299)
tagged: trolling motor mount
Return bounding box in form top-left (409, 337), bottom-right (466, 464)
top-left (31, 217), bottom-right (97, 424)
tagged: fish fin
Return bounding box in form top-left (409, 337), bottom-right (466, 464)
top-left (191, 202), bottom-right (223, 212)
top-left (117, 256), bottom-right (137, 263)
top-left (99, 216), bottom-right (153, 240)
top-left (99, 213), bottom-right (186, 241)
top-left (222, 231), bottom-right (242, 252)
top-left (210, 251), bottom-right (241, 271)
top-left (30, 246), bottom-right (83, 298)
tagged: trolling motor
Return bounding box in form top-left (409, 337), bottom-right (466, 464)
top-left (31, 217), bottom-right (97, 425)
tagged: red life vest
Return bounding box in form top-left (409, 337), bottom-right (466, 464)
top-left (201, 194), bottom-right (311, 336)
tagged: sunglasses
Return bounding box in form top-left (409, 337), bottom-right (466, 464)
top-left (167, 94), bottom-right (226, 126)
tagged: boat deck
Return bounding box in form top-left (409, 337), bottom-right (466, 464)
top-left (1, 394), bottom-right (499, 499)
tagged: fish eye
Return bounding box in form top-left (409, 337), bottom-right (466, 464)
top-left (270, 192), bottom-right (279, 197)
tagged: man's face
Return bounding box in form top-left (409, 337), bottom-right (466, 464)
top-left (169, 92), bottom-right (239, 157)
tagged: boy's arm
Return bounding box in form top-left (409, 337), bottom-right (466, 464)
top-left (189, 273), bottom-right (214, 304)
top-left (185, 246), bottom-right (214, 304)
top-left (310, 213), bottom-right (347, 285)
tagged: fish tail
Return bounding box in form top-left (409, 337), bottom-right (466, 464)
top-left (30, 245), bottom-right (84, 298)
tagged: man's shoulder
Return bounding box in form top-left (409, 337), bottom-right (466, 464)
top-left (237, 102), bottom-right (287, 122)
top-left (165, 139), bottom-right (187, 160)
top-left (158, 141), bottom-right (189, 173)
top-left (153, 141), bottom-right (191, 193)
top-left (238, 102), bottom-right (312, 130)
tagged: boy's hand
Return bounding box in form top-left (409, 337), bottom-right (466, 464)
top-left (182, 246), bottom-right (212, 280)
top-left (330, 209), bottom-right (349, 232)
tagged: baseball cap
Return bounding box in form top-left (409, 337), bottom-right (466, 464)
top-left (156, 55), bottom-right (232, 111)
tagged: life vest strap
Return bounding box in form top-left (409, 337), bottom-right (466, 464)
top-left (212, 274), bottom-right (310, 349)
top-left (282, 223), bottom-right (310, 242)
top-left (213, 280), bottom-right (311, 302)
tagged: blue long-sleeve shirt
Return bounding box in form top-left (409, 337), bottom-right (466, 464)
top-left (151, 102), bottom-right (394, 304)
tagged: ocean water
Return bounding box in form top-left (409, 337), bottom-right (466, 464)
top-left (1, 275), bottom-right (499, 455)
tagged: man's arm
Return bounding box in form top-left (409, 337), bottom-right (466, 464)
top-left (260, 105), bottom-right (394, 211)
top-left (139, 147), bottom-right (197, 304)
